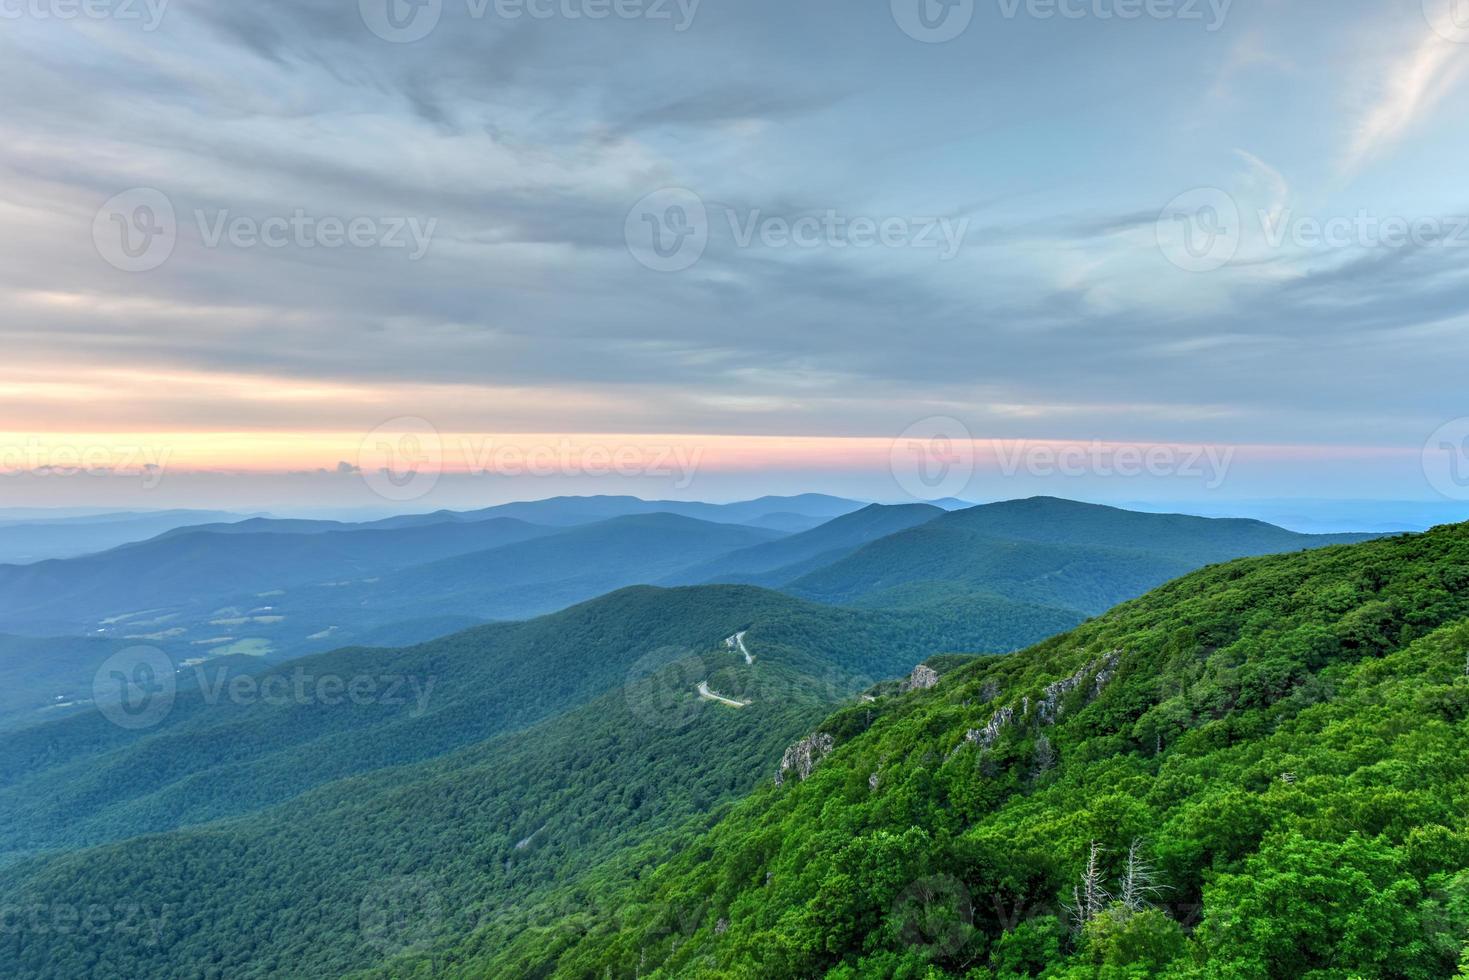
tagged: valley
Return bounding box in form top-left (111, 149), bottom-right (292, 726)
top-left (0, 495), bottom-right (1440, 979)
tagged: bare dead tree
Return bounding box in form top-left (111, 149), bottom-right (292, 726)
top-left (1031, 734), bottom-right (1056, 780)
top-left (1067, 841), bottom-right (1110, 933)
top-left (1082, 841), bottom-right (1109, 919)
top-left (1119, 838), bottom-right (1168, 913)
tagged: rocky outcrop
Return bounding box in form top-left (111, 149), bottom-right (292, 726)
top-left (905, 664), bottom-right (940, 691)
top-left (965, 705), bottom-right (1015, 750)
top-left (1037, 651), bottom-right (1122, 723)
top-left (957, 652), bottom-right (1125, 757)
top-left (775, 731), bottom-right (835, 786)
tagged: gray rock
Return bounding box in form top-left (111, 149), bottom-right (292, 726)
top-left (906, 664), bottom-right (940, 691)
top-left (775, 731), bottom-right (836, 786)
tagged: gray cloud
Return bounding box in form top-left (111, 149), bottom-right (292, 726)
top-left (0, 0), bottom-right (1461, 470)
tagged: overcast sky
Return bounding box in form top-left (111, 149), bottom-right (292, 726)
top-left (3, 0), bottom-right (1468, 513)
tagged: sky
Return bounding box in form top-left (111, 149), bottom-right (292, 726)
top-left (3, 0), bottom-right (1469, 518)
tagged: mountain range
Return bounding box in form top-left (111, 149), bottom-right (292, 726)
top-left (0, 497), bottom-right (1377, 732)
top-left (1, 495), bottom-right (1451, 978)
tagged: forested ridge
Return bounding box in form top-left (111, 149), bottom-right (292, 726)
top-left (0, 585), bottom-right (1063, 978)
top-left (425, 524), bottom-right (1469, 979)
top-left (1, 520), bottom-right (1460, 979)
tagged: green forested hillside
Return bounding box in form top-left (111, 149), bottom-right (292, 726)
top-left (663, 503), bottom-right (945, 587)
top-left (937, 497), bottom-right (1375, 559)
top-left (10, 583), bottom-right (1048, 859)
top-left (0, 517), bottom-right (560, 633)
top-left (786, 497), bottom-right (1377, 615)
top-left (0, 583), bottom-right (1074, 978)
top-left (0, 634), bottom-right (191, 732)
top-left (445, 524), bottom-right (1469, 979)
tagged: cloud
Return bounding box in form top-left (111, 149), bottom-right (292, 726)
top-left (0, 0), bottom-right (1464, 481)
top-left (1342, 31), bottom-right (1469, 174)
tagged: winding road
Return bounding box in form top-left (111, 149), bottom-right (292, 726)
top-left (697, 681), bottom-right (751, 708)
top-left (725, 631), bottom-right (755, 665)
top-left (698, 632), bottom-right (758, 707)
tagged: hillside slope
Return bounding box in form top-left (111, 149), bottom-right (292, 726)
top-left (663, 504), bottom-right (945, 587)
top-left (277, 513), bottom-right (789, 627)
top-left (787, 497), bottom-right (1378, 615)
top-left (448, 525), bottom-right (1469, 979)
top-left (0, 517), bottom-right (559, 633)
top-left (0, 583), bottom-right (1076, 978)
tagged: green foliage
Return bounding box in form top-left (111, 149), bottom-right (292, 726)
top-left (1081, 908), bottom-right (1188, 973)
top-left (0, 581), bottom-right (1067, 978)
top-left (0, 515), bottom-right (1450, 980)
top-left (463, 525), bottom-right (1469, 978)
top-left (785, 497), bottom-right (1374, 616)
